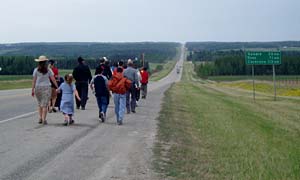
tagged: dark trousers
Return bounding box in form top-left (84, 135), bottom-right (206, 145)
top-left (75, 82), bottom-right (89, 108)
top-left (126, 85), bottom-right (137, 112)
top-left (141, 83), bottom-right (148, 98)
top-left (136, 88), bottom-right (140, 101)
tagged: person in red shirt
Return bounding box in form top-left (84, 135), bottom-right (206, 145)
top-left (48, 59), bottom-right (59, 112)
top-left (140, 67), bottom-right (149, 99)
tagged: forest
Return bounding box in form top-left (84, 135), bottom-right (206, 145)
top-left (0, 42), bottom-right (180, 75)
top-left (186, 42), bottom-right (300, 77)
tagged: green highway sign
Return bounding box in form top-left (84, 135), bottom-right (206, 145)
top-left (245, 51), bottom-right (281, 65)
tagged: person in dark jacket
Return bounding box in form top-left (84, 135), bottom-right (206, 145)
top-left (72, 57), bottom-right (92, 110)
top-left (95, 57), bottom-right (112, 80)
top-left (55, 76), bottom-right (64, 110)
top-left (90, 67), bottom-right (109, 122)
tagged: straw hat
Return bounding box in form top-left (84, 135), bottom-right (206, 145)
top-left (35, 55), bottom-right (48, 62)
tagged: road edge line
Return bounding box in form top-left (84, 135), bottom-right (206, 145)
top-left (0, 111), bottom-right (37, 124)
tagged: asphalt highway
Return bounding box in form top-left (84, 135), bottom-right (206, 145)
top-left (0, 45), bottom-right (184, 180)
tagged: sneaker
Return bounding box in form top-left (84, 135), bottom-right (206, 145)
top-left (81, 107), bottom-right (85, 110)
top-left (118, 120), bottom-right (123, 125)
top-left (63, 120), bottom-right (68, 126)
top-left (99, 112), bottom-right (103, 121)
top-left (43, 120), bottom-right (48, 125)
top-left (101, 112), bottom-right (105, 123)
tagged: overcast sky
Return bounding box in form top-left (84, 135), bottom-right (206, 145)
top-left (0, 0), bottom-right (299, 43)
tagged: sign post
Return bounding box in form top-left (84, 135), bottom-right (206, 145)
top-left (245, 51), bottom-right (281, 101)
top-left (273, 65), bottom-right (276, 101)
top-left (252, 65), bottom-right (255, 101)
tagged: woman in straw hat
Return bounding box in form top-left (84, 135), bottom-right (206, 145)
top-left (32, 55), bottom-right (58, 125)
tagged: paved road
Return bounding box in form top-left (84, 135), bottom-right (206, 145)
top-left (0, 45), bottom-right (184, 180)
top-left (0, 89), bottom-right (36, 122)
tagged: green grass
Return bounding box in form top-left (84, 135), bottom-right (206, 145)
top-left (0, 69), bottom-right (95, 90)
top-left (155, 82), bottom-right (300, 179)
top-left (220, 81), bottom-right (300, 97)
top-left (0, 75), bottom-right (32, 81)
top-left (0, 80), bottom-right (32, 90)
top-left (154, 63), bottom-right (300, 179)
top-left (150, 61), bottom-right (177, 81)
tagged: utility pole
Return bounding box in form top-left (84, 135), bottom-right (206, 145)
top-left (141, 53), bottom-right (145, 67)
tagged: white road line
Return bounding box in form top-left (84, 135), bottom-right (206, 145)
top-left (0, 111), bottom-right (37, 124)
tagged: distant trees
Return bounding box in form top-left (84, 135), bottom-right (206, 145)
top-left (187, 42), bottom-right (300, 77)
top-left (186, 41), bottom-right (300, 51)
top-left (0, 42), bottom-right (180, 63)
top-left (0, 56), bottom-right (35, 75)
top-left (194, 54), bottom-right (300, 77)
top-left (0, 42), bottom-right (179, 75)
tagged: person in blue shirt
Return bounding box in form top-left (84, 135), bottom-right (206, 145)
top-left (57, 74), bottom-right (81, 126)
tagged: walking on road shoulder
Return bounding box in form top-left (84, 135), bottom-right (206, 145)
top-left (90, 67), bottom-right (110, 123)
top-left (48, 59), bottom-right (59, 113)
top-left (72, 57), bottom-right (92, 110)
top-left (123, 59), bottom-right (139, 114)
top-left (32, 55), bottom-right (58, 125)
top-left (56, 74), bottom-right (81, 126)
top-left (108, 67), bottom-right (132, 125)
top-left (140, 67), bottom-right (149, 99)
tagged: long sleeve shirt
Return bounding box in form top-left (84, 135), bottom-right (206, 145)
top-left (123, 66), bottom-right (139, 87)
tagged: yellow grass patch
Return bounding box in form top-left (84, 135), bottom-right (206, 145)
top-left (220, 81), bottom-right (300, 97)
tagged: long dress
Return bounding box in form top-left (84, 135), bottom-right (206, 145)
top-left (58, 83), bottom-right (75, 115)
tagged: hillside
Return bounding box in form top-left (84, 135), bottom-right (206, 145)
top-left (0, 42), bottom-right (180, 63)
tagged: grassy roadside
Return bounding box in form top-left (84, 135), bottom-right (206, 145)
top-left (220, 81), bottom-right (300, 97)
top-left (154, 63), bottom-right (300, 179)
top-left (154, 82), bottom-right (300, 179)
top-left (208, 75), bottom-right (300, 82)
top-left (149, 46), bottom-right (181, 82)
top-left (150, 61), bottom-right (177, 81)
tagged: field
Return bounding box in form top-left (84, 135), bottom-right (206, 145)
top-left (0, 69), bottom-right (75, 90)
top-left (208, 75), bottom-right (300, 82)
top-left (154, 62), bottom-right (300, 179)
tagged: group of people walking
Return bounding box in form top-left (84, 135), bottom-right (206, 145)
top-left (31, 55), bottom-right (149, 126)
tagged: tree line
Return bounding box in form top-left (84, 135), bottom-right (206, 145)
top-left (0, 42), bottom-right (180, 63)
top-left (194, 51), bottom-right (300, 78)
top-left (0, 42), bottom-right (180, 75)
top-left (0, 56), bottom-right (151, 75)
top-left (186, 41), bottom-right (300, 51)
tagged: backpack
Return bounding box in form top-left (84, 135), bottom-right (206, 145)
top-left (108, 75), bottom-right (131, 94)
top-left (94, 75), bottom-right (109, 97)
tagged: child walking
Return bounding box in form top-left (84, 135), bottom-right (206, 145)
top-left (90, 67), bottom-right (110, 122)
top-left (57, 74), bottom-right (81, 126)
